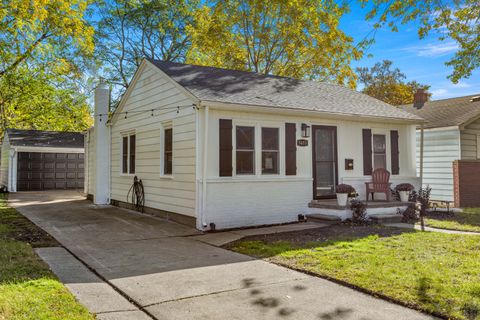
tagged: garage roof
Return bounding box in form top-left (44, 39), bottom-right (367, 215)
top-left (6, 129), bottom-right (84, 148)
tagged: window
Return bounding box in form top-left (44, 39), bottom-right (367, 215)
top-left (373, 134), bottom-right (386, 170)
top-left (121, 133), bottom-right (136, 174)
top-left (262, 127), bottom-right (279, 174)
top-left (236, 126), bottom-right (255, 174)
top-left (163, 128), bottom-right (173, 175)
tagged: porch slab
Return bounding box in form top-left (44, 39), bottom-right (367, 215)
top-left (309, 199), bottom-right (412, 209)
top-left (308, 200), bottom-right (412, 221)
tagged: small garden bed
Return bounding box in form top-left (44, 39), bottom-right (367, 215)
top-left (227, 223), bottom-right (480, 320)
top-left (424, 209), bottom-right (480, 233)
top-left (0, 194), bottom-right (93, 320)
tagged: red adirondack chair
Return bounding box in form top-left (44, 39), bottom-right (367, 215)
top-left (365, 168), bottom-right (391, 201)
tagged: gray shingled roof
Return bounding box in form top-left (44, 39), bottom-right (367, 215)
top-left (149, 60), bottom-right (422, 122)
top-left (6, 129), bottom-right (84, 148)
top-left (402, 94), bottom-right (480, 129)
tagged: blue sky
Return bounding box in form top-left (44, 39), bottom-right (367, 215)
top-left (340, 3), bottom-right (480, 100)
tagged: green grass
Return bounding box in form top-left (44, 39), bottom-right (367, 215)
top-left (424, 209), bottom-right (480, 233)
top-left (0, 194), bottom-right (93, 320)
top-left (232, 230), bottom-right (480, 320)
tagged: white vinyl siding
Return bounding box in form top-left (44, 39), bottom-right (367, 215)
top-left (0, 134), bottom-right (10, 188)
top-left (84, 128), bottom-right (96, 195)
top-left (416, 128), bottom-right (460, 201)
top-left (460, 118), bottom-right (480, 159)
top-left (110, 62), bottom-right (197, 217)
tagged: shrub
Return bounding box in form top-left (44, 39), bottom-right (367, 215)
top-left (395, 183), bottom-right (415, 192)
top-left (350, 199), bottom-right (367, 222)
top-left (336, 184), bottom-right (355, 194)
top-left (402, 204), bottom-right (418, 222)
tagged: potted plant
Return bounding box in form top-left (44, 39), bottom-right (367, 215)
top-left (335, 184), bottom-right (356, 206)
top-left (395, 183), bottom-right (415, 202)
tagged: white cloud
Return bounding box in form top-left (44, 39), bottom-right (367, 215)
top-left (415, 42), bottom-right (458, 57)
top-left (402, 41), bottom-right (458, 58)
top-left (451, 82), bottom-right (471, 88)
top-left (430, 88), bottom-right (449, 98)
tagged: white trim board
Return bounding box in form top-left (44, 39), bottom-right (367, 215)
top-left (13, 146), bottom-right (84, 153)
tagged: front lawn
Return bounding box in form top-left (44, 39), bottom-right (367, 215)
top-left (424, 209), bottom-right (480, 233)
top-left (229, 224), bottom-right (480, 320)
top-left (0, 194), bottom-right (93, 320)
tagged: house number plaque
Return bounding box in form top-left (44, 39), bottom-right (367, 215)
top-left (297, 139), bottom-right (308, 147)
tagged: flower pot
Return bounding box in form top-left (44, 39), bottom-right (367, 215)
top-left (399, 190), bottom-right (410, 202)
top-left (336, 193), bottom-right (348, 206)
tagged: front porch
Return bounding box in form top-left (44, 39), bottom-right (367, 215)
top-left (307, 199), bottom-right (413, 221)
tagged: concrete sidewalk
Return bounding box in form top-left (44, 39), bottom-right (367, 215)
top-left (10, 191), bottom-right (436, 320)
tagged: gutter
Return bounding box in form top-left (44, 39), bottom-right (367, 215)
top-left (201, 100), bottom-right (424, 125)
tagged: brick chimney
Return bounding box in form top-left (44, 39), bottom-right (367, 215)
top-left (413, 88), bottom-right (428, 109)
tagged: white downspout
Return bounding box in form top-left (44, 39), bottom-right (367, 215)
top-left (8, 149), bottom-right (16, 192)
top-left (201, 105), bottom-right (209, 229)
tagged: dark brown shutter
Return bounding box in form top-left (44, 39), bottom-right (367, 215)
top-left (390, 130), bottom-right (399, 175)
top-left (219, 119), bottom-right (233, 176)
top-left (129, 134), bottom-right (136, 174)
top-left (362, 129), bottom-right (372, 175)
top-left (285, 123), bottom-right (297, 175)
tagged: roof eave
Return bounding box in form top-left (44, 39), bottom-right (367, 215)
top-left (200, 100), bottom-right (425, 124)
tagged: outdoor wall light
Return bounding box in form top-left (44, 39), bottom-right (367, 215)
top-left (301, 123), bottom-right (311, 138)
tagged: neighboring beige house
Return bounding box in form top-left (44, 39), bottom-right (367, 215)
top-left (85, 59), bottom-right (422, 230)
top-left (404, 94), bottom-right (480, 203)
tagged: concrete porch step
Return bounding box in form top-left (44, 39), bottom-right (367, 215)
top-left (369, 214), bottom-right (403, 223)
top-left (307, 214), bottom-right (342, 222)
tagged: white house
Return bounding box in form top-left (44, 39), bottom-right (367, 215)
top-left (85, 59), bottom-right (422, 230)
top-left (404, 94), bottom-right (480, 204)
top-left (0, 129), bottom-right (85, 192)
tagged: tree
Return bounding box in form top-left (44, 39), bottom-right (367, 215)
top-left (0, 66), bottom-right (93, 138)
top-left (0, 0), bottom-right (94, 79)
top-left (186, 0), bottom-right (364, 88)
top-left (95, 0), bottom-right (198, 93)
top-left (357, 60), bottom-right (431, 105)
top-left (360, 0), bottom-right (480, 83)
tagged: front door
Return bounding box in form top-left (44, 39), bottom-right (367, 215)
top-left (312, 126), bottom-right (338, 199)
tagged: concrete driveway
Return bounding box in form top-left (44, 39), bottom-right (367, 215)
top-left (10, 191), bottom-right (435, 320)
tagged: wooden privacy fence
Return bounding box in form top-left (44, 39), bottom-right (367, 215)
top-left (453, 160), bottom-right (480, 207)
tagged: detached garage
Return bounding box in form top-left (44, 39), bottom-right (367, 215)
top-left (0, 129), bottom-right (84, 192)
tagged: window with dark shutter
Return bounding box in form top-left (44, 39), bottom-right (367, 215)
top-left (362, 129), bottom-right (372, 175)
top-left (122, 136), bottom-right (128, 174)
top-left (219, 119), bottom-right (233, 176)
top-left (262, 128), bottom-right (279, 174)
top-left (390, 130), bottom-right (399, 175)
top-left (129, 135), bottom-right (136, 174)
top-left (236, 126), bottom-right (255, 174)
top-left (122, 134), bottom-right (135, 174)
top-left (285, 123), bottom-right (296, 175)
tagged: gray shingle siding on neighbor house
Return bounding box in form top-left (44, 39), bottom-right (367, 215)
top-left (6, 129), bottom-right (84, 148)
top-left (149, 59), bottom-right (422, 121)
top-left (406, 94), bottom-right (480, 202)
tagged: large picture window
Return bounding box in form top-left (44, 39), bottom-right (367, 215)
top-left (373, 134), bottom-right (386, 170)
top-left (236, 126), bottom-right (255, 174)
top-left (121, 133), bottom-right (136, 174)
top-left (262, 127), bottom-right (279, 174)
